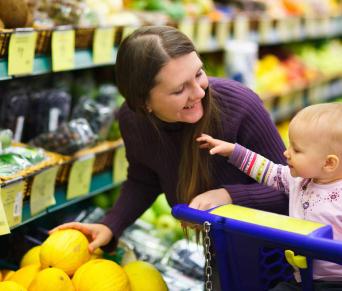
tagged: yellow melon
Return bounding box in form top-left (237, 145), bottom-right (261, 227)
top-left (89, 248), bottom-right (103, 260)
top-left (0, 281), bottom-right (27, 291)
top-left (7, 265), bottom-right (40, 289)
top-left (72, 259), bottom-right (130, 291)
top-left (20, 246), bottom-right (41, 268)
top-left (123, 261), bottom-right (168, 291)
top-left (2, 269), bottom-right (15, 281)
top-left (40, 229), bottom-right (90, 276)
top-left (28, 267), bottom-right (74, 291)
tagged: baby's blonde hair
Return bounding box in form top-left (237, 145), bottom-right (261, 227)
top-left (290, 103), bottom-right (342, 155)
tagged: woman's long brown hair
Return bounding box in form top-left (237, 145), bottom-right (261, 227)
top-left (115, 26), bottom-right (221, 206)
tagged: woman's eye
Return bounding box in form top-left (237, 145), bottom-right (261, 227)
top-left (173, 87), bottom-right (184, 95)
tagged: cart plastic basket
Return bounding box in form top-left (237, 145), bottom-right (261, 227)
top-left (172, 204), bottom-right (342, 291)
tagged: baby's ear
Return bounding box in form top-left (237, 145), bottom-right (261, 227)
top-left (323, 155), bottom-right (339, 172)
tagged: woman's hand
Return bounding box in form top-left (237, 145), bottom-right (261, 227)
top-left (188, 188), bottom-right (232, 210)
top-left (196, 133), bottom-right (235, 157)
top-left (50, 222), bottom-right (113, 253)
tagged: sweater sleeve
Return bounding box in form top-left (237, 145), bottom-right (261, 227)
top-left (100, 106), bottom-right (162, 248)
top-left (218, 81), bottom-right (289, 214)
top-left (230, 144), bottom-right (291, 194)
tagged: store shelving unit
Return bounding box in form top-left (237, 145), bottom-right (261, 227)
top-left (0, 48), bottom-right (118, 81)
top-left (17, 170), bottom-right (118, 230)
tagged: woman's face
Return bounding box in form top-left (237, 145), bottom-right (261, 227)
top-left (147, 51), bottom-right (209, 123)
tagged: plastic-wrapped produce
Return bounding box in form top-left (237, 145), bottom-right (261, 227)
top-left (29, 118), bottom-right (97, 155)
top-left (96, 84), bottom-right (123, 140)
top-left (72, 97), bottom-right (114, 140)
top-left (160, 239), bottom-right (205, 281)
top-left (121, 220), bottom-right (169, 264)
top-left (0, 129), bottom-right (13, 151)
top-left (7, 146), bottom-right (46, 165)
top-left (0, 154), bottom-right (31, 176)
top-left (24, 89), bottom-right (71, 141)
top-left (96, 84), bottom-right (119, 108)
top-left (0, 85), bottom-right (30, 142)
top-left (0, 146), bottom-right (46, 177)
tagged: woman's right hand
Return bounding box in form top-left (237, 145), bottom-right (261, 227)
top-left (49, 222), bottom-right (113, 253)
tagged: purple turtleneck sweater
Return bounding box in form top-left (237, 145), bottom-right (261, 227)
top-left (101, 78), bottom-right (288, 244)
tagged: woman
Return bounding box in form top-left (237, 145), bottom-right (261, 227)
top-left (53, 26), bottom-right (288, 289)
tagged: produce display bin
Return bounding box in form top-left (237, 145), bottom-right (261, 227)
top-left (56, 139), bottom-right (123, 184)
top-left (0, 143), bottom-right (63, 197)
top-left (172, 204), bottom-right (342, 291)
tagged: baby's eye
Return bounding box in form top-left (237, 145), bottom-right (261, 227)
top-left (196, 70), bottom-right (203, 78)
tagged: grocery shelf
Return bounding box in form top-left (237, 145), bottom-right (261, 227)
top-left (13, 170), bottom-right (118, 230)
top-left (268, 76), bottom-right (342, 122)
top-left (0, 48), bottom-right (117, 81)
top-left (261, 74), bottom-right (342, 102)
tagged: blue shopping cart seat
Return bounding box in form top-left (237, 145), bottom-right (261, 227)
top-left (172, 204), bottom-right (342, 291)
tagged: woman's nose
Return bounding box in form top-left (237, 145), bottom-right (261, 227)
top-left (190, 82), bottom-right (205, 101)
top-left (283, 150), bottom-right (289, 159)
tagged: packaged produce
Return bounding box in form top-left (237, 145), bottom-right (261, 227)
top-left (0, 86), bottom-right (30, 142)
top-left (121, 220), bottom-right (169, 263)
top-left (0, 145), bottom-right (45, 177)
top-left (157, 264), bottom-right (203, 291)
top-left (25, 89), bottom-right (71, 140)
top-left (29, 118), bottom-right (97, 155)
top-left (160, 239), bottom-right (205, 280)
top-left (0, 129), bottom-right (13, 150)
top-left (72, 98), bottom-right (114, 140)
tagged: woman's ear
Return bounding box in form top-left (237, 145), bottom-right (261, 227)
top-left (323, 155), bottom-right (340, 172)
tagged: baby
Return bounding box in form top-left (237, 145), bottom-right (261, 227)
top-left (197, 103), bottom-right (342, 290)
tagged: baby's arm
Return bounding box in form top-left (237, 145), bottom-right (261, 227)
top-left (197, 134), bottom-right (291, 194)
top-left (230, 144), bottom-right (291, 194)
top-left (197, 133), bottom-right (235, 157)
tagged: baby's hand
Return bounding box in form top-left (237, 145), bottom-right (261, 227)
top-left (196, 133), bottom-right (235, 157)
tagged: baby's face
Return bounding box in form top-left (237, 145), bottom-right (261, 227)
top-left (284, 121), bottom-right (327, 180)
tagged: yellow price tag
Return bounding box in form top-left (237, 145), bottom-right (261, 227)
top-left (258, 17), bottom-right (272, 43)
top-left (52, 29), bottom-right (75, 72)
top-left (113, 146), bottom-right (128, 184)
top-left (1, 181), bottom-right (24, 228)
top-left (216, 19), bottom-right (230, 48)
top-left (0, 188), bottom-right (10, 235)
top-left (67, 155), bottom-right (95, 200)
top-left (8, 30), bottom-right (37, 76)
top-left (319, 17), bottom-right (331, 36)
top-left (93, 27), bottom-right (115, 64)
top-left (276, 18), bottom-right (290, 41)
top-left (234, 16), bottom-right (250, 40)
top-left (196, 17), bottom-right (212, 51)
top-left (30, 166), bottom-right (59, 216)
top-left (121, 26), bottom-right (137, 41)
top-left (178, 18), bottom-right (194, 40)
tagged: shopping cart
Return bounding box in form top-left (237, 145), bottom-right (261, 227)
top-left (172, 204), bottom-right (342, 291)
